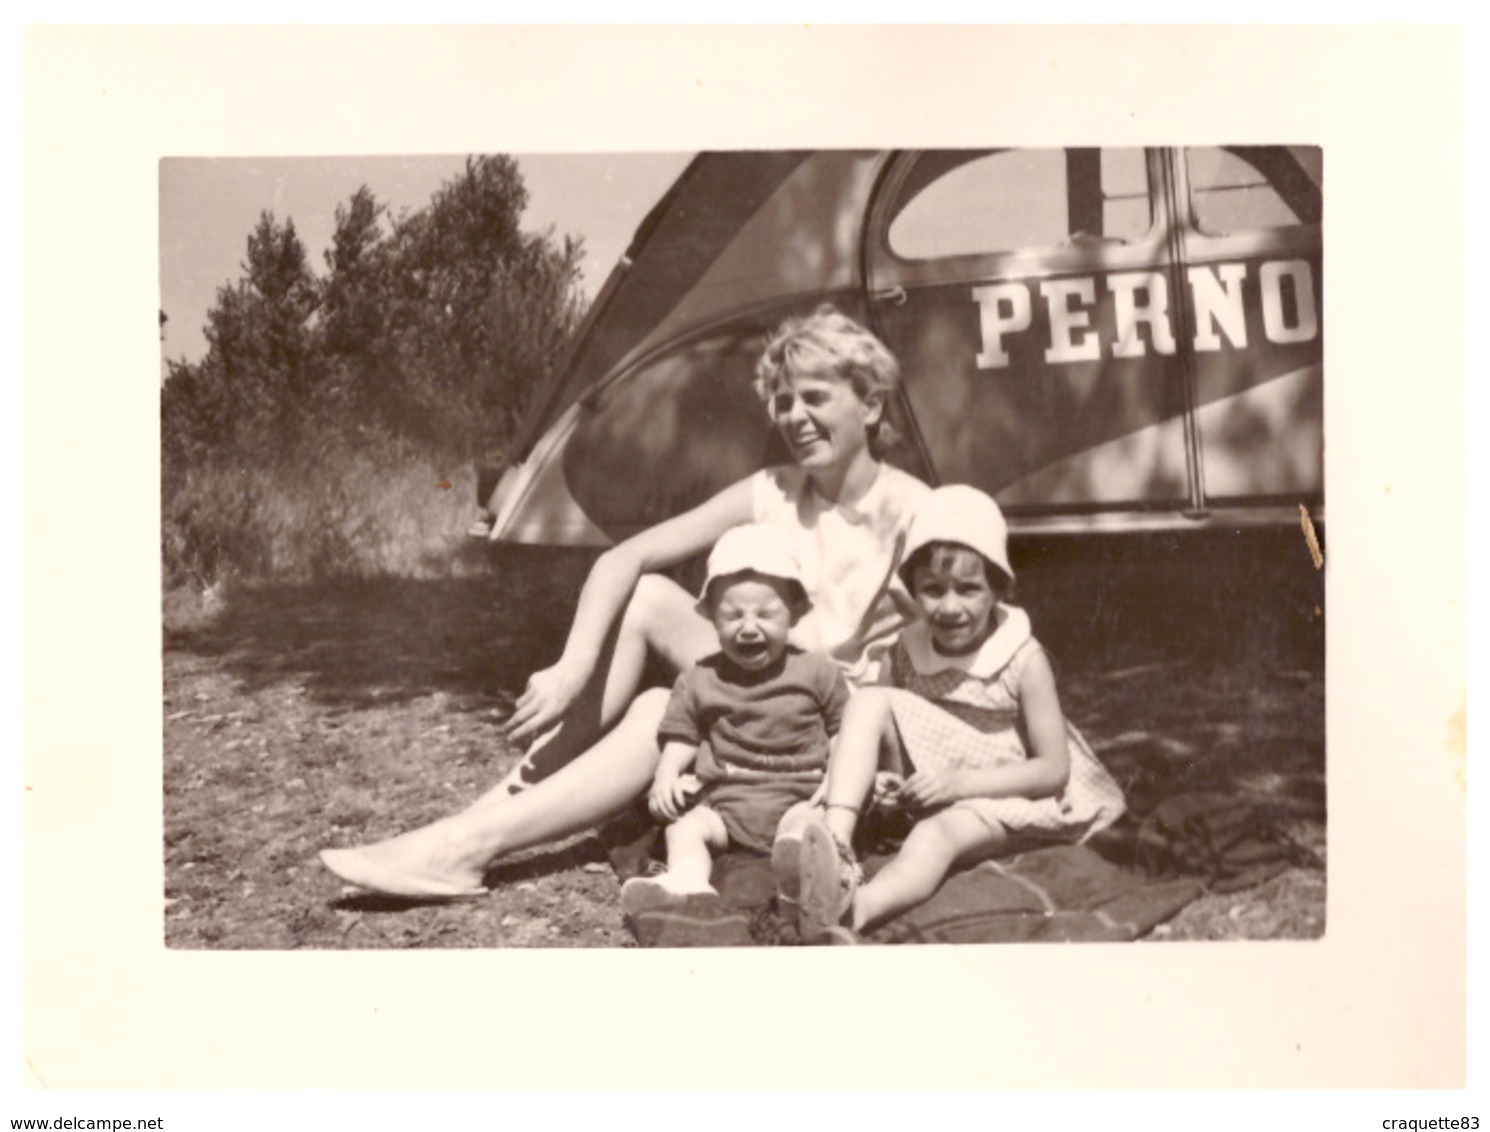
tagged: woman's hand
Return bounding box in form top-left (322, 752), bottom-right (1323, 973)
top-left (504, 661), bottom-right (589, 746)
top-left (648, 772), bottom-right (700, 822)
top-left (501, 479), bottom-right (754, 750)
top-left (900, 766), bottom-right (967, 810)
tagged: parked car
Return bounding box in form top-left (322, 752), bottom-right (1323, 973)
top-left (476, 147), bottom-right (1322, 547)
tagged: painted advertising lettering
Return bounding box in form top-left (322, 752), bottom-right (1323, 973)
top-left (971, 259), bottom-right (1319, 370)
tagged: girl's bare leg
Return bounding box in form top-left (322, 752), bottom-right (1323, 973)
top-left (319, 688), bottom-right (673, 896)
top-left (851, 809), bottom-right (1007, 933)
top-left (490, 575), bottom-right (716, 795)
top-left (821, 689), bottom-right (899, 845)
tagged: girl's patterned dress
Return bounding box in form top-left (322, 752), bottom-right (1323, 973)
top-left (879, 607), bottom-right (1126, 840)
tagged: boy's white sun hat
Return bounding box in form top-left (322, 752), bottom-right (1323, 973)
top-left (899, 484), bottom-right (1015, 586)
top-left (697, 523), bottom-right (811, 615)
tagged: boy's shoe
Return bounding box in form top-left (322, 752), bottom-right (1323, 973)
top-left (619, 874), bottom-right (718, 920)
top-left (798, 820), bottom-right (862, 941)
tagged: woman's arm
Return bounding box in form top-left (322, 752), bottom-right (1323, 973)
top-left (504, 476), bottom-right (756, 743)
top-left (900, 649), bottom-right (1072, 806)
top-left (564, 476), bottom-right (755, 665)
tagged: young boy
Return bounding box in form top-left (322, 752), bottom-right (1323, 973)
top-left (619, 523), bottom-right (849, 919)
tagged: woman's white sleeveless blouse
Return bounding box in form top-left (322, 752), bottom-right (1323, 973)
top-left (751, 464), bottom-right (930, 686)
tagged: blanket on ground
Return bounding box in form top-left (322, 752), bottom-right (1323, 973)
top-left (624, 843), bottom-right (1204, 948)
top-left (614, 792), bottom-right (1317, 948)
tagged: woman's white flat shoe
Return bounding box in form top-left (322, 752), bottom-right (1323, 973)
top-left (319, 847), bottom-right (489, 900)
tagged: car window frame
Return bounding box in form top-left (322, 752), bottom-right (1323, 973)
top-left (868, 147), bottom-right (1172, 289)
top-left (1175, 146), bottom-right (1323, 256)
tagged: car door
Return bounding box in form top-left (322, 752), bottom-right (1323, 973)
top-left (1174, 145), bottom-right (1323, 519)
top-left (865, 147), bottom-right (1195, 531)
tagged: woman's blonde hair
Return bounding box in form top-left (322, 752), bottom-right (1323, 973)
top-left (754, 304), bottom-right (902, 456)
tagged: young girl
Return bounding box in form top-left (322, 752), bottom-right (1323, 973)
top-left (797, 484), bottom-right (1126, 942)
top-left (619, 523), bottom-right (848, 918)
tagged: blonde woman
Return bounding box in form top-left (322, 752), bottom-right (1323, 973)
top-left (321, 306), bottom-right (930, 899)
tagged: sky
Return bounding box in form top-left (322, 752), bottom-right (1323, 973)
top-left (158, 152), bottom-right (695, 367)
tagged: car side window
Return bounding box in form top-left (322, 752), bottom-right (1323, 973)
top-left (887, 148), bottom-right (1151, 260)
top-left (1187, 145), bottom-right (1322, 233)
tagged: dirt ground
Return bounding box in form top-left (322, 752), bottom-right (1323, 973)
top-left (163, 535), bottom-right (1326, 949)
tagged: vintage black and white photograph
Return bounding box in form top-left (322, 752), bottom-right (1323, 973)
top-left (159, 146), bottom-right (1326, 949)
top-left (25, 25), bottom-right (1467, 1098)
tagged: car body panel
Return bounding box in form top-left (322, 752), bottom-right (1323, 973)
top-left (486, 147), bottom-right (1321, 546)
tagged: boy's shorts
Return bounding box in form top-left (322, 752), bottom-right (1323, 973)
top-left (694, 778), bottom-right (819, 854)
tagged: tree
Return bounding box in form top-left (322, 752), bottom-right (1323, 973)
top-left (326, 156), bottom-right (586, 460)
top-left (320, 186), bottom-right (388, 361)
top-left (167, 212), bottom-right (321, 457)
top-left (161, 156), bottom-right (589, 585)
top-left (239, 212), bottom-right (321, 415)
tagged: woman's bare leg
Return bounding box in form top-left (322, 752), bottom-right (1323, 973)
top-left (490, 574), bottom-right (716, 795)
top-left (319, 688), bottom-right (674, 896)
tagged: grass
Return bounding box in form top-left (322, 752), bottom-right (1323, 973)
top-left (162, 533), bottom-right (1325, 949)
top-left (162, 445), bottom-right (486, 592)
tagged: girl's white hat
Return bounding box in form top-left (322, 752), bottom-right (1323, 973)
top-left (898, 484), bottom-right (1015, 586)
top-left (696, 523), bottom-right (811, 615)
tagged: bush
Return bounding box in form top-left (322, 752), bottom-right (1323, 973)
top-left (161, 157), bottom-right (586, 591)
top-left (162, 431), bottom-right (482, 588)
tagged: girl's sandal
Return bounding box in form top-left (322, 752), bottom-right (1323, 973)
top-left (776, 802), bottom-right (859, 918)
top-left (798, 820), bottom-right (862, 942)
